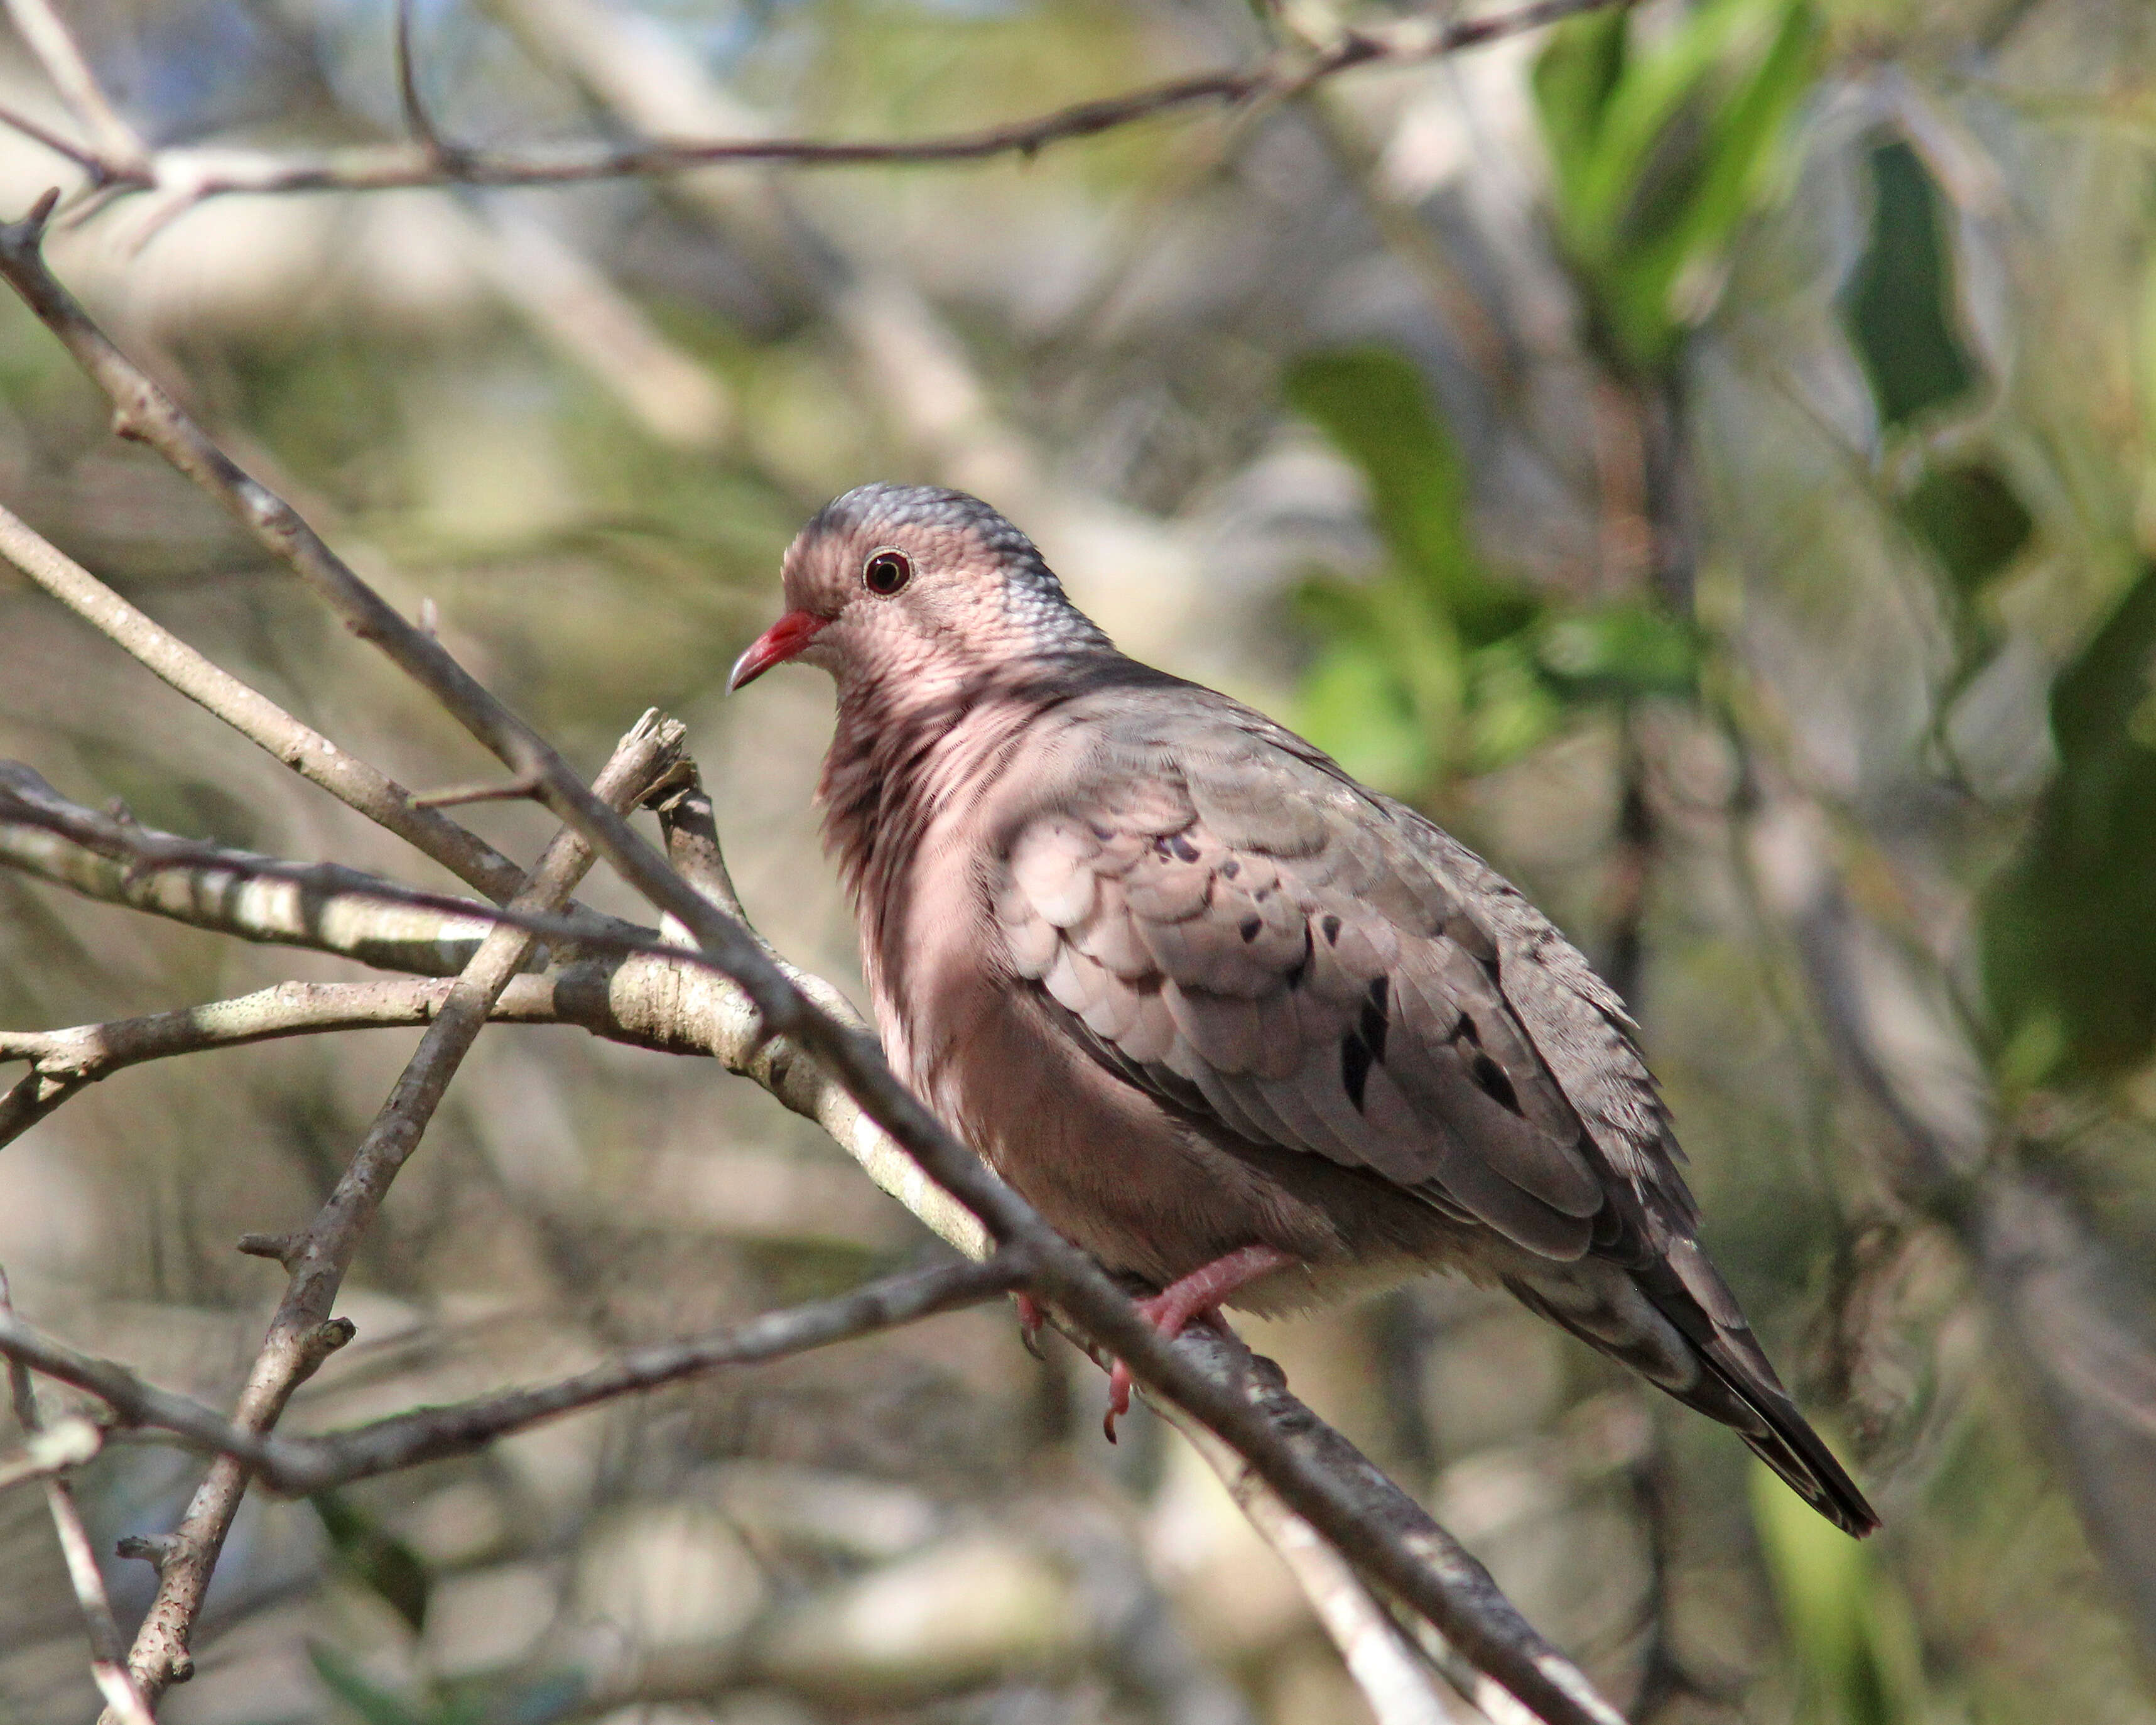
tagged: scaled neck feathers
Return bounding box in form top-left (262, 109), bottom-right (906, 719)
top-left (817, 632), bottom-right (1154, 1012)
top-left (818, 647), bottom-right (1101, 916)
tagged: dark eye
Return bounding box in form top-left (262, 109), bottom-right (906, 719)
top-left (863, 549), bottom-right (911, 596)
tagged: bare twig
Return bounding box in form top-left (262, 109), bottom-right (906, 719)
top-left (106, 710), bottom-right (684, 1709)
top-left (0, 209), bottom-right (1627, 1724)
top-left (0, 0), bottom-right (1627, 210)
top-left (0, 776), bottom-right (992, 1255)
top-left (0, 761), bottom-right (662, 974)
top-left (393, 0), bottom-right (452, 161)
top-left (0, 976), bottom-right (566, 1149)
top-left (409, 772), bottom-right (545, 808)
top-left (0, 499), bottom-right (528, 904)
top-left (0, 775), bottom-right (1620, 1724)
top-left (0, 97), bottom-right (102, 172)
top-left (0, 774), bottom-right (508, 973)
top-left (0, 0), bottom-right (148, 177)
top-left (1, 1267), bottom-right (156, 1725)
top-left (0, 1254), bottom-right (1022, 1496)
top-left (1171, 1408), bottom-right (1465, 1725)
top-left (485, 0), bottom-right (1039, 502)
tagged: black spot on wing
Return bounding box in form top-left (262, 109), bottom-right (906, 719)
top-left (1341, 1033), bottom-right (1373, 1111)
top-left (1470, 1052), bottom-right (1523, 1116)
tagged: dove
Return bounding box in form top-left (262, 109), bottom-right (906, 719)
top-left (730, 482), bottom-right (1877, 1536)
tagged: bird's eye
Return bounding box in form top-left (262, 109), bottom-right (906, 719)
top-left (863, 549), bottom-right (912, 596)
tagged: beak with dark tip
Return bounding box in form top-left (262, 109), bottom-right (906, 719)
top-left (729, 610), bottom-right (828, 692)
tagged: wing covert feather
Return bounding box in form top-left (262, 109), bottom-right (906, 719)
top-left (990, 694), bottom-right (1688, 1263)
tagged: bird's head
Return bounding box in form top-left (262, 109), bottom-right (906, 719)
top-left (729, 484), bottom-right (1109, 694)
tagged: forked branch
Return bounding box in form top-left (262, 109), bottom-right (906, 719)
top-left (0, 202), bottom-right (1627, 1724)
top-left (0, 0), bottom-right (1630, 211)
top-left (0, 1255), bottom-right (1023, 1496)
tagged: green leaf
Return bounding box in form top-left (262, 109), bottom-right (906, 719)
top-left (1750, 1464), bottom-right (1929, 1723)
top-left (1981, 560), bottom-right (2156, 1079)
top-left (1466, 640), bottom-right (1566, 772)
top-left (1902, 462), bottom-right (2033, 594)
top-left (1296, 634), bottom-right (1436, 794)
top-left (1537, 0), bottom-right (1822, 367)
top-left (1841, 140), bottom-right (1979, 432)
top-left (1294, 574), bottom-right (1468, 791)
top-left (314, 1491), bottom-right (431, 1634)
top-left (1536, 602), bottom-right (1700, 696)
top-left (1533, 8), bottom-right (1630, 221)
top-left (1283, 349), bottom-right (1535, 644)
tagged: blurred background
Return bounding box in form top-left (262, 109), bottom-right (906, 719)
top-left (1, 0), bottom-right (2154, 1719)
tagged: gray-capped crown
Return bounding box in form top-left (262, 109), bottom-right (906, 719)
top-left (815, 482), bottom-right (1110, 653)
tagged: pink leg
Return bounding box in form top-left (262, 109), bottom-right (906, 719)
top-left (1103, 1244), bottom-right (1299, 1442)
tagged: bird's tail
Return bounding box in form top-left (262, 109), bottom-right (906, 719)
top-left (1507, 1250), bottom-right (1878, 1538)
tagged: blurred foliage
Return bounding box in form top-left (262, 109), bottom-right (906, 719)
top-left (1983, 559), bottom-right (2156, 1083)
top-left (1841, 140), bottom-right (1978, 436)
top-left (316, 1490), bottom-right (433, 1634)
top-left (3, 0), bottom-right (2156, 1721)
top-left (1534, 0), bottom-right (1821, 370)
top-left (1752, 1464), bottom-right (1932, 1724)
top-left (1289, 347), bottom-right (1697, 795)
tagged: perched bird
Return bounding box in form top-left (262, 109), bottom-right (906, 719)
top-left (731, 482), bottom-right (1877, 1537)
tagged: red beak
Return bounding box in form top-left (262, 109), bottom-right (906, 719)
top-left (729, 609), bottom-right (828, 691)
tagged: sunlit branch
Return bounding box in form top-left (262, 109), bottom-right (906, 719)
top-left (0, 197), bottom-right (1628, 1725)
top-left (85, 712), bottom-right (683, 1708)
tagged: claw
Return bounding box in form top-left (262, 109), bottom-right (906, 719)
top-left (1104, 1358), bottom-right (1134, 1442)
top-left (1095, 1244), bottom-right (1299, 1445)
top-left (1015, 1292), bottom-right (1047, 1361)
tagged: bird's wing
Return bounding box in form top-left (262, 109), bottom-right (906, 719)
top-left (988, 683), bottom-right (1877, 1534)
top-left (989, 690), bottom-right (1688, 1263)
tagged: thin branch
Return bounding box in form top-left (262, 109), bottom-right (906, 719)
top-left (0, 1254), bottom-right (1022, 1496)
top-left (0, 761), bottom-right (652, 976)
top-left (0, 775), bottom-right (994, 1257)
top-left (0, 498), bottom-right (528, 905)
top-left (0, 97), bottom-right (102, 171)
top-left (0, 0), bottom-right (148, 177)
top-left (409, 772), bottom-right (544, 808)
top-left (0, 213), bottom-right (1627, 1724)
top-left (8, 0), bottom-right (1626, 210)
top-left (393, 0), bottom-right (452, 161)
top-left (1170, 1407), bottom-right (1465, 1725)
top-left (0, 773), bottom-right (1620, 1724)
top-left (2, 1267), bottom-right (156, 1725)
top-left (106, 710), bottom-right (684, 1710)
top-left (0, 976), bottom-right (567, 1150)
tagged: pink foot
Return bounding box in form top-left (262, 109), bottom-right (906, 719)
top-left (1102, 1245), bottom-right (1298, 1443)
